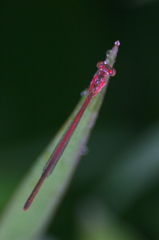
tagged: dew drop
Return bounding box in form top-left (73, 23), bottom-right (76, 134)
top-left (79, 146), bottom-right (89, 156)
top-left (104, 59), bottom-right (109, 64)
top-left (106, 50), bottom-right (112, 56)
top-left (114, 40), bottom-right (120, 46)
top-left (80, 89), bottom-right (88, 97)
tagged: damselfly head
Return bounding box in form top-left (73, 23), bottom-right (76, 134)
top-left (96, 62), bottom-right (116, 76)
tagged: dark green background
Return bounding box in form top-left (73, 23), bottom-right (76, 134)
top-left (1, 0), bottom-right (159, 239)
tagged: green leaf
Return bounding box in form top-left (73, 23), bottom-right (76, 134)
top-left (102, 123), bottom-right (159, 212)
top-left (76, 197), bottom-right (144, 240)
top-left (0, 42), bottom-right (120, 240)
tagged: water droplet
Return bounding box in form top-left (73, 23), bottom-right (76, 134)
top-left (104, 59), bottom-right (109, 64)
top-left (106, 50), bottom-right (112, 56)
top-left (80, 89), bottom-right (88, 97)
top-left (114, 40), bottom-right (120, 46)
top-left (79, 146), bottom-right (89, 156)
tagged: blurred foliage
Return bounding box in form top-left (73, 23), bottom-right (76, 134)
top-left (1, 0), bottom-right (159, 239)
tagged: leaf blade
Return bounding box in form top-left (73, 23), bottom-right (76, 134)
top-left (0, 41), bottom-right (120, 240)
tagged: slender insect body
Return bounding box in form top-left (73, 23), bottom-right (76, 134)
top-left (23, 41), bottom-right (120, 211)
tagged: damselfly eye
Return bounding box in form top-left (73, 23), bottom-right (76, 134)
top-left (96, 61), bottom-right (103, 69)
top-left (97, 62), bottom-right (116, 76)
top-left (108, 68), bottom-right (116, 76)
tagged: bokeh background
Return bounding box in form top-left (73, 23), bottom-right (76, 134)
top-left (1, 0), bottom-right (159, 239)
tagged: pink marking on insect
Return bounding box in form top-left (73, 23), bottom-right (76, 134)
top-left (88, 62), bottom-right (116, 96)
